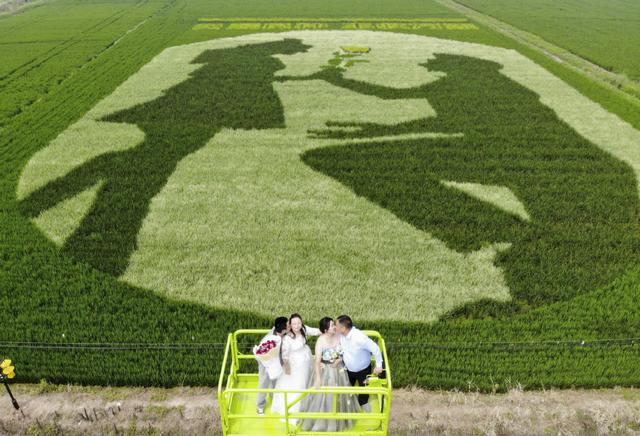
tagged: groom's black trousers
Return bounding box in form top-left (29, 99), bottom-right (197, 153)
top-left (347, 363), bottom-right (372, 406)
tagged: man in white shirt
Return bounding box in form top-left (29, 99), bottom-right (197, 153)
top-left (336, 315), bottom-right (384, 410)
top-left (256, 316), bottom-right (289, 415)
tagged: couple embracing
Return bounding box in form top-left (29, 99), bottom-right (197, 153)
top-left (255, 314), bottom-right (384, 431)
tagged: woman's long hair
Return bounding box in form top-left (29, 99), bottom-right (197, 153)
top-left (319, 317), bottom-right (333, 334)
top-left (289, 313), bottom-right (306, 343)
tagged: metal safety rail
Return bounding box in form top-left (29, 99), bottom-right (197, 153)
top-left (218, 329), bottom-right (392, 435)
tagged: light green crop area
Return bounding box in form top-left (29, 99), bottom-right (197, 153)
top-left (441, 181), bottom-right (530, 222)
top-left (18, 31), bottom-right (640, 321)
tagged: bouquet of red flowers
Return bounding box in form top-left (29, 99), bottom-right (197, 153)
top-left (255, 340), bottom-right (278, 356)
top-left (253, 338), bottom-right (281, 363)
top-left (254, 337), bottom-right (282, 379)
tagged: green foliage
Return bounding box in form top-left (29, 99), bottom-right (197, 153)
top-left (325, 50), bottom-right (370, 69)
top-left (456, 0), bottom-right (640, 81)
top-left (1, 0), bottom-right (640, 391)
top-left (19, 38), bottom-right (310, 276)
top-left (0, 0), bottom-right (172, 129)
top-left (302, 54), bottom-right (640, 310)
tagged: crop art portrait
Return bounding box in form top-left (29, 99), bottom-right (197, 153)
top-left (18, 31), bottom-right (640, 322)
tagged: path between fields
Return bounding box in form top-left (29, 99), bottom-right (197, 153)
top-left (435, 0), bottom-right (640, 104)
top-left (0, 0), bottom-right (43, 15)
top-left (1, 384), bottom-right (640, 434)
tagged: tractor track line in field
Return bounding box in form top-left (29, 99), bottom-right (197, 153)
top-left (0, 0), bottom-right (171, 130)
top-left (0, 6), bottom-right (131, 85)
top-left (434, 0), bottom-right (640, 105)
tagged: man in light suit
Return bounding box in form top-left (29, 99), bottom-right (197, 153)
top-left (256, 316), bottom-right (289, 415)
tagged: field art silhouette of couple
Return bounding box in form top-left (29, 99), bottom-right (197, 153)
top-left (20, 36), bottom-right (640, 320)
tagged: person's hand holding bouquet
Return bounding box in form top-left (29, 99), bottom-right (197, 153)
top-left (254, 340), bottom-right (278, 358)
top-left (253, 338), bottom-right (282, 380)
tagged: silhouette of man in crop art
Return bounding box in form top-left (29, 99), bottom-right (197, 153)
top-left (20, 39), bottom-right (310, 276)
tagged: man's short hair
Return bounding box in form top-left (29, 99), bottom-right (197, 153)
top-left (274, 316), bottom-right (288, 333)
top-left (336, 315), bottom-right (353, 330)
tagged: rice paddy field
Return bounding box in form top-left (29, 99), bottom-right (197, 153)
top-left (1, 0), bottom-right (640, 390)
top-left (455, 0), bottom-right (640, 81)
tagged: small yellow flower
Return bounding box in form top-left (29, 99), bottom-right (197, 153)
top-left (0, 359), bottom-right (11, 369)
top-left (2, 366), bottom-right (15, 375)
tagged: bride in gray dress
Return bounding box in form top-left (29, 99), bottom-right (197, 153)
top-left (300, 317), bottom-right (361, 431)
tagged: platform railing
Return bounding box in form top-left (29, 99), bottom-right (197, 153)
top-left (218, 329), bottom-right (392, 435)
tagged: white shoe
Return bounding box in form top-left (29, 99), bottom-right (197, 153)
top-left (257, 407), bottom-right (264, 415)
top-left (362, 403), bottom-right (372, 413)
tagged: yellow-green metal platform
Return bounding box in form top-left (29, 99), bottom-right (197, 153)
top-left (218, 329), bottom-right (392, 435)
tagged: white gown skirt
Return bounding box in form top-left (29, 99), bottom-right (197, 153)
top-left (271, 344), bottom-right (312, 422)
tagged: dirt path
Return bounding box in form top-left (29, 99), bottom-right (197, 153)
top-left (1, 383), bottom-right (640, 434)
top-left (0, 0), bottom-right (42, 15)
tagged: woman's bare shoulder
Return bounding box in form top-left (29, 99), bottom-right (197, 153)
top-left (315, 335), bottom-right (327, 345)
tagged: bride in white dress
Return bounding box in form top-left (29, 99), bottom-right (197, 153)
top-left (271, 313), bottom-right (320, 421)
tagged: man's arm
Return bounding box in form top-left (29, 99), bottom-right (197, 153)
top-left (357, 332), bottom-right (383, 370)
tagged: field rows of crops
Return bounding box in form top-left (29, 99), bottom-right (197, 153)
top-left (1, 0), bottom-right (640, 391)
top-left (455, 0), bottom-right (640, 82)
top-left (0, 0), bottom-right (177, 129)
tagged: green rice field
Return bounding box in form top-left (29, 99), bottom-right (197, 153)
top-left (1, 0), bottom-right (640, 390)
top-left (456, 0), bottom-right (640, 81)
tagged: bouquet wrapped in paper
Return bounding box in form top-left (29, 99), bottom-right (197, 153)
top-left (254, 339), bottom-right (278, 360)
top-left (253, 338), bottom-right (282, 380)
